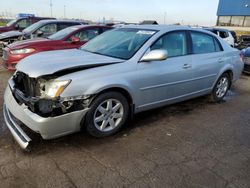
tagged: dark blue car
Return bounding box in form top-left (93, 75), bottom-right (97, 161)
top-left (241, 48), bottom-right (250, 74)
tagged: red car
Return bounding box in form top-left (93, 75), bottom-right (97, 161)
top-left (2, 25), bottom-right (112, 70)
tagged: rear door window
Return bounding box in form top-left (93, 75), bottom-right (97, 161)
top-left (219, 31), bottom-right (229, 38)
top-left (151, 31), bottom-right (188, 57)
top-left (57, 23), bottom-right (80, 31)
top-left (191, 32), bottom-right (222, 54)
top-left (37, 23), bottom-right (57, 35)
top-left (16, 19), bottom-right (32, 29)
top-left (101, 27), bottom-right (112, 33)
top-left (214, 38), bottom-right (223, 52)
top-left (70, 28), bottom-right (99, 42)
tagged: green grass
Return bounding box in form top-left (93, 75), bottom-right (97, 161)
top-left (0, 22), bottom-right (7, 26)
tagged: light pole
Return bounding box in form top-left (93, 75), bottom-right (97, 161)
top-left (50, 0), bottom-right (53, 17)
top-left (64, 5), bottom-right (66, 18)
top-left (164, 12), bottom-right (167, 24)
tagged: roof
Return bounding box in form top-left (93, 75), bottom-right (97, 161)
top-left (122, 24), bottom-right (190, 31)
top-left (204, 27), bottom-right (230, 32)
top-left (140, 20), bottom-right (158, 25)
top-left (120, 25), bottom-right (217, 37)
top-left (67, 24), bottom-right (111, 29)
top-left (217, 0), bottom-right (250, 16)
top-left (37, 19), bottom-right (82, 24)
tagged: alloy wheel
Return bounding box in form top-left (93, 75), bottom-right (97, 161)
top-left (216, 76), bottom-right (229, 98)
top-left (94, 99), bottom-right (124, 132)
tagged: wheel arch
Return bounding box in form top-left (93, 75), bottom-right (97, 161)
top-left (90, 86), bottom-right (135, 119)
top-left (95, 87), bottom-right (134, 106)
top-left (213, 68), bottom-right (234, 89)
top-left (222, 69), bottom-right (234, 89)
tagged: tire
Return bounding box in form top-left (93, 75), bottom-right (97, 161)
top-left (210, 73), bottom-right (231, 102)
top-left (85, 92), bottom-right (129, 137)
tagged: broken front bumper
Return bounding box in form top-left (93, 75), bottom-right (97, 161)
top-left (3, 86), bottom-right (89, 150)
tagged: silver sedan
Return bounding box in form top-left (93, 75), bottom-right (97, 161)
top-left (3, 25), bottom-right (244, 149)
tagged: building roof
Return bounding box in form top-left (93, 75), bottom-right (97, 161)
top-left (217, 0), bottom-right (250, 16)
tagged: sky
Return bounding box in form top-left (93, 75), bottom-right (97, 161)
top-left (0, 0), bottom-right (220, 26)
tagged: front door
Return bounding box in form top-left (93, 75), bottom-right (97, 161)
top-left (136, 31), bottom-right (194, 110)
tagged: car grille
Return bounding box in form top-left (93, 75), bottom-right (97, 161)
top-left (13, 72), bottom-right (38, 97)
top-left (243, 57), bottom-right (250, 65)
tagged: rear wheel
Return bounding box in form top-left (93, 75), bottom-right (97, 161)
top-left (210, 73), bottom-right (231, 102)
top-left (85, 92), bottom-right (129, 137)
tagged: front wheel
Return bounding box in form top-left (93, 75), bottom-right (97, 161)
top-left (210, 73), bottom-right (231, 102)
top-left (85, 92), bottom-right (129, 137)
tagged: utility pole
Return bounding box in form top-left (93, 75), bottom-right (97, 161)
top-left (164, 12), bottom-right (167, 24)
top-left (50, 0), bottom-right (53, 17)
top-left (64, 5), bottom-right (66, 18)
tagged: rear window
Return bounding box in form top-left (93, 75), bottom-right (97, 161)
top-left (219, 31), bottom-right (229, 38)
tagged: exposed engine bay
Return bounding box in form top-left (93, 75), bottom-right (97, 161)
top-left (11, 71), bottom-right (94, 117)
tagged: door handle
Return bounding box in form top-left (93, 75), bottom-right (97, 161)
top-left (183, 64), bottom-right (192, 69)
top-left (218, 58), bottom-right (225, 63)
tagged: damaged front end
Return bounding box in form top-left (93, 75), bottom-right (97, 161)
top-left (11, 71), bottom-right (94, 118)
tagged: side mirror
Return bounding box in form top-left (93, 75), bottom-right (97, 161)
top-left (71, 36), bottom-right (80, 43)
top-left (140, 49), bottom-right (168, 62)
top-left (36, 30), bottom-right (44, 37)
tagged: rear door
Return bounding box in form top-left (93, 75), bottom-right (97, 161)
top-left (190, 31), bottom-right (225, 92)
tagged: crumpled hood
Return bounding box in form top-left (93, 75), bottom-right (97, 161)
top-left (16, 49), bottom-right (124, 78)
top-left (0, 31), bottom-right (23, 40)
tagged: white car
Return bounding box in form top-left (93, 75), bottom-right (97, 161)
top-left (205, 28), bottom-right (236, 47)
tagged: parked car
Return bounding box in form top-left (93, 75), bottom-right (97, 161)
top-left (0, 17), bottom-right (55, 56)
top-left (204, 28), bottom-right (236, 47)
top-left (0, 20), bottom-right (83, 46)
top-left (2, 25), bottom-right (112, 70)
top-left (3, 25), bottom-right (243, 149)
top-left (0, 16), bottom-right (55, 34)
top-left (237, 35), bottom-right (250, 50)
top-left (240, 47), bottom-right (250, 74)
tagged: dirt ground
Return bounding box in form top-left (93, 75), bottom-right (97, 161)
top-left (0, 59), bottom-right (250, 188)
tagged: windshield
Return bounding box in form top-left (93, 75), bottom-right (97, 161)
top-left (48, 26), bottom-right (79, 40)
top-left (81, 28), bottom-right (157, 60)
top-left (23, 21), bottom-right (43, 33)
top-left (6, 19), bottom-right (17, 27)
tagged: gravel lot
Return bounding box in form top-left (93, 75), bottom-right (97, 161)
top-left (0, 58), bottom-right (250, 188)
